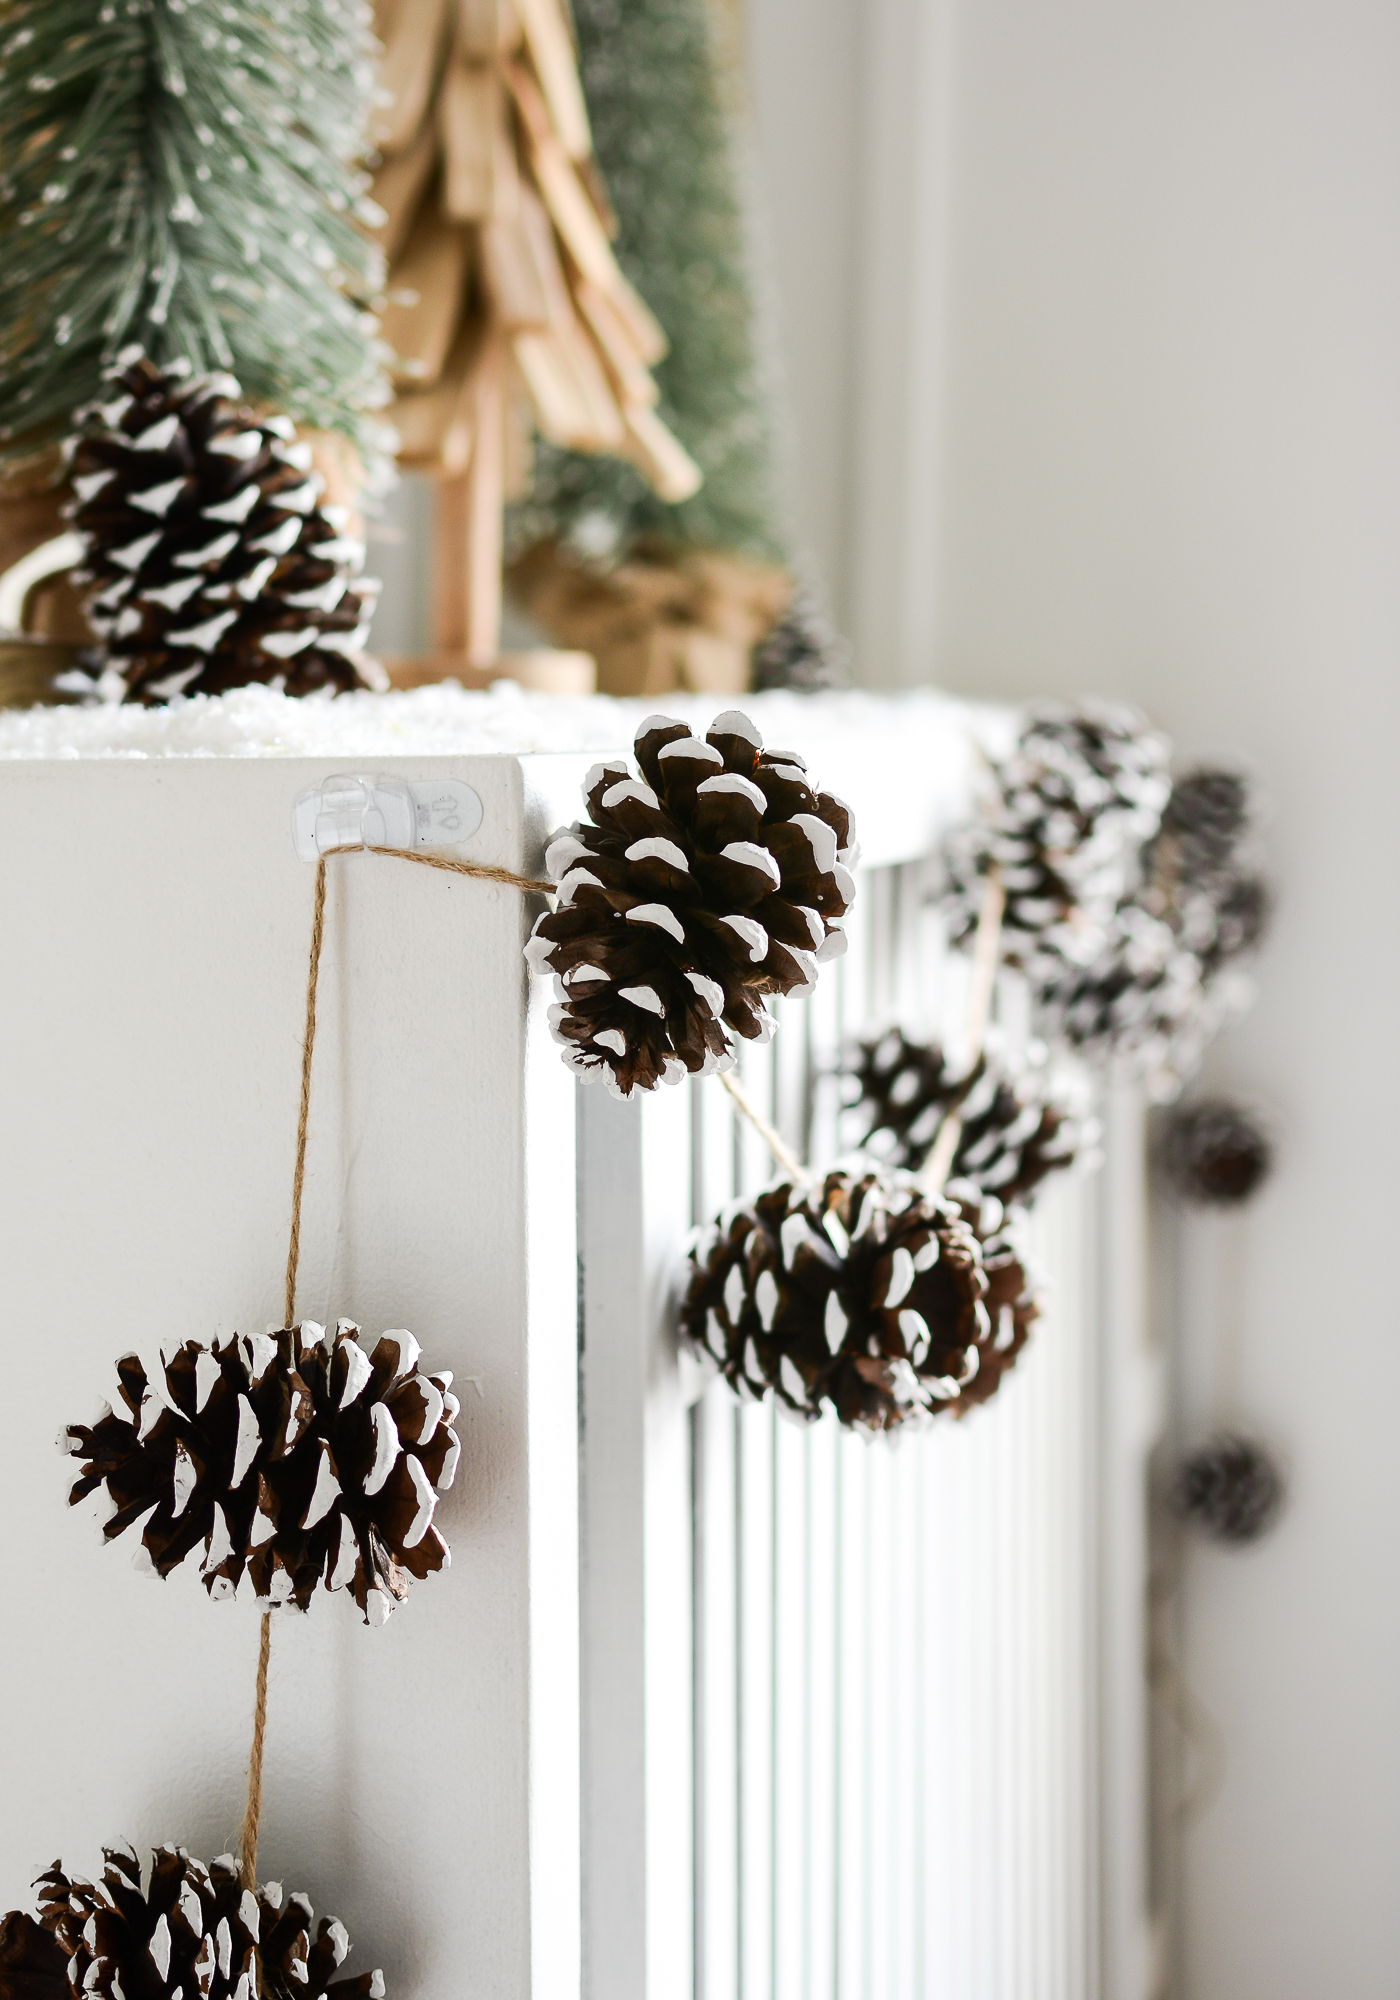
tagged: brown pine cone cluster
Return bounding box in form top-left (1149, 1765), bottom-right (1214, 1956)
top-left (944, 702), bottom-right (1171, 977)
top-left (526, 710), bottom-right (857, 1097)
top-left (2, 1845), bottom-right (382, 2000)
top-left (848, 1026), bottom-right (1093, 1201)
top-left (63, 352), bottom-right (382, 703)
top-left (1036, 764), bottom-right (1268, 1097)
top-left (63, 1322), bottom-right (458, 1627)
top-left (680, 1169), bottom-right (1038, 1432)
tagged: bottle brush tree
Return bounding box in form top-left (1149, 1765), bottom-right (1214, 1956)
top-left (0, 0), bottom-right (388, 468)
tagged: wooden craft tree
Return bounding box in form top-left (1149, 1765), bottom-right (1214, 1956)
top-left (371, 0), bottom-right (701, 668)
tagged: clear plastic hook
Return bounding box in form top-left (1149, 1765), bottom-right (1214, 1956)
top-left (291, 774), bottom-right (484, 862)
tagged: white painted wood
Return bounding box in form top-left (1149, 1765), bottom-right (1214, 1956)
top-left (0, 750), bottom-right (582, 1998)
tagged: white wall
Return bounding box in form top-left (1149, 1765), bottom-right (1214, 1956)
top-left (744, 0), bottom-right (1400, 1992)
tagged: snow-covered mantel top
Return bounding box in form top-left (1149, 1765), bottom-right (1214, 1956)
top-left (0, 680), bottom-right (1018, 868)
top-left (0, 678), bottom-right (1010, 765)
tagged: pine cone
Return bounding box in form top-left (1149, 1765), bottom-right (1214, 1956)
top-left (679, 1168), bottom-right (1022, 1432)
top-left (1164, 1098), bottom-right (1273, 1204)
top-left (13, 1846), bottom-right (382, 2000)
top-left (63, 353), bottom-right (382, 704)
top-left (1038, 764), bottom-right (1267, 1096)
top-left (526, 710), bottom-right (857, 1097)
top-left (63, 1322), bottom-right (458, 1627)
top-left (848, 1026), bottom-right (1093, 1201)
top-left (944, 702), bottom-right (1171, 976)
top-left (1157, 767), bottom-right (1250, 882)
top-left (749, 584), bottom-right (849, 692)
top-left (1173, 1435), bottom-right (1284, 1545)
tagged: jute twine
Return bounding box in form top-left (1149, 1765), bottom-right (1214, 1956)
top-left (236, 845), bottom-right (551, 1889)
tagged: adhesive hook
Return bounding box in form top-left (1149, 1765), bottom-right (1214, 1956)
top-left (292, 774), bottom-right (484, 862)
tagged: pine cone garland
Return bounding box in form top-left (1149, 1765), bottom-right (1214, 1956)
top-left (63, 1322), bottom-right (458, 1627)
top-left (848, 1027), bottom-right (1093, 1200)
top-left (681, 1169), bottom-right (1038, 1432)
top-left (5, 1846), bottom-right (383, 2000)
top-left (1164, 1098), bottom-right (1273, 1205)
top-left (526, 710), bottom-right (857, 1096)
top-left (944, 702), bottom-right (1172, 976)
top-left (63, 353), bottom-right (383, 704)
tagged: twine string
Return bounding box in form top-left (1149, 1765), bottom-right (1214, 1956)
top-left (284, 854), bottom-right (328, 1330)
top-left (238, 1613), bottom-right (273, 1892)
top-left (921, 866), bottom-right (1006, 1195)
top-left (718, 1066), bottom-right (808, 1184)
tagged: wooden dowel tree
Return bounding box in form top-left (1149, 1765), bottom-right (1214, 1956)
top-left (371, 0), bottom-right (700, 671)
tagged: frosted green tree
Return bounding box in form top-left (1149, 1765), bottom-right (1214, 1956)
top-left (0, 0), bottom-right (387, 462)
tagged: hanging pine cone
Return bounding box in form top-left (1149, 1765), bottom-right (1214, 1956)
top-left (1172, 1435), bottom-right (1285, 1545)
top-left (1, 1845), bottom-right (383, 2000)
top-left (526, 710), bottom-right (857, 1097)
top-left (1037, 764), bottom-right (1268, 1096)
top-left (749, 583), bottom-right (849, 692)
top-left (62, 352), bottom-right (383, 704)
top-left (681, 1168), bottom-right (1038, 1432)
top-left (944, 702), bottom-right (1171, 977)
top-left (848, 1026), bottom-right (1094, 1200)
top-left (62, 1322), bottom-right (458, 1627)
top-left (1164, 1098), bottom-right (1273, 1204)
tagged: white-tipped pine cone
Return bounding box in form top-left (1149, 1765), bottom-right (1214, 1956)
top-left (2, 1846), bottom-right (383, 2000)
top-left (64, 352), bottom-right (381, 703)
top-left (1037, 765), bottom-right (1267, 1098)
top-left (526, 710), bottom-right (857, 1097)
top-left (681, 1169), bottom-right (1037, 1432)
top-left (848, 1026), bottom-right (1094, 1201)
top-left (945, 702), bottom-right (1171, 976)
top-left (63, 1323), bottom-right (458, 1627)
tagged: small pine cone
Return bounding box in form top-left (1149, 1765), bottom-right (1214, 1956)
top-left (681, 1169), bottom-right (1008, 1433)
top-left (945, 702), bottom-right (1171, 975)
top-left (1164, 1098), bottom-right (1273, 1205)
top-left (64, 352), bottom-right (382, 704)
top-left (1039, 759), bottom-right (1268, 1096)
top-left (1173, 1435), bottom-right (1285, 1545)
top-left (1156, 766), bottom-right (1250, 883)
top-left (21, 1845), bottom-right (382, 2000)
top-left (750, 584), bottom-right (849, 692)
top-left (848, 1026), bottom-right (1093, 1201)
top-left (526, 710), bottom-right (857, 1097)
top-left (63, 1322), bottom-right (459, 1627)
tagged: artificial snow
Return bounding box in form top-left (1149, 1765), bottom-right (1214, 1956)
top-left (0, 677), bottom-right (1001, 764)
